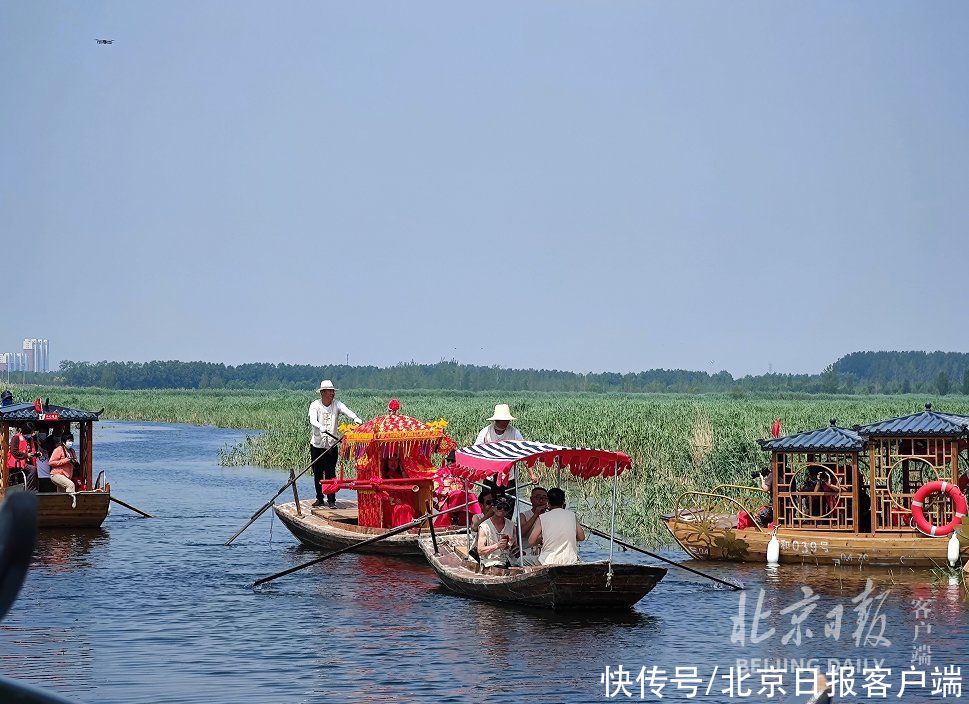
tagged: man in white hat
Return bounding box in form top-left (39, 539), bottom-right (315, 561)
top-left (308, 380), bottom-right (362, 508)
top-left (474, 404), bottom-right (523, 445)
top-left (474, 404), bottom-right (530, 501)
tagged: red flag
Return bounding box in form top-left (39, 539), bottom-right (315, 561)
top-left (771, 419), bottom-right (782, 438)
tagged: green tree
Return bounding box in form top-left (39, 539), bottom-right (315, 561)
top-left (962, 369), bottom-right (969, 395)
top-left (936, 371), bottom-right (950, 396)
top-left (820, 365), bottom-right (840, 394)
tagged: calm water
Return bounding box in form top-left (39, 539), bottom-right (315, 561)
top-left (1, 422), bottom-right (967, 703)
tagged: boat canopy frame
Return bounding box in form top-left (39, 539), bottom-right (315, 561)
top-left (0, 402), bottom-right (100, 495)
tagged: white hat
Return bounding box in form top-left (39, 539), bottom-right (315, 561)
top-left (487, 404), bottom-right (516, 422)
top-left (318, 380), bottom-right (337, 391)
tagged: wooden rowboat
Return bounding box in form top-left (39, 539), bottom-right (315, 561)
top-left (419, 535), bottom-right (666, 610)
top-left (662, 513), bottom-right (965, 567)
top-left (2, 402), bottom-right (111, 530)
top-left (274, 499), bottom-right (461, 556)
top-left (663, 409), bottom-right (969, 568)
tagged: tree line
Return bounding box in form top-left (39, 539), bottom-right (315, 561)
top-left (33, 351), bottom-right (969, 394)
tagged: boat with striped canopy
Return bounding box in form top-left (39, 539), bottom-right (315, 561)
top-left (420, 441), bottom-right (667, 610)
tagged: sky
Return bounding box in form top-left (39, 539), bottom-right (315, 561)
top-left (2, 2), bottom-right (967, 377)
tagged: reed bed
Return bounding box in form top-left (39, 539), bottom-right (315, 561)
top-left (18, 386), bottom-right (969, 543)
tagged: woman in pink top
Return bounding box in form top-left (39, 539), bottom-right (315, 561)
top-left (48, 433), bottom-right (79, 495)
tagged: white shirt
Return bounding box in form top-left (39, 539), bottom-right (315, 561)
top-left (538, 508), bottom-right (580, 566)
top-left (474, 424), bottom-right (523, 445)
top-left (518, 509), bottom-right (542, 558)
top-left (308, 399), bottom-right (361, 448)
top-left (478, 517), bottom-right (517, 568)
top-left (475, 424), bottom-right (524, 483)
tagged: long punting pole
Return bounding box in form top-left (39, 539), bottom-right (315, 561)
top-left (426, 501), bottom-right (439, 555)
top-left (582, 524), bottom-right (743, 591)
top-left (225, 432), bottom-right (341, 546)
top-left (109, 496), bottom-right (152, 518)
top-left (514, 464), bottom-right (525, 567)
top-left (253, 494), bottom-right (482, 587)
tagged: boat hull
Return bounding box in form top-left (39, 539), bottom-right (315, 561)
top-left (5, 491), bottom-right (112, 529)
top-left (662, 515), bottom-right (966, 567)
top-left (419, 535), bottom-right (666, 610)
top-left (273, 500), bottom-right (459, 556)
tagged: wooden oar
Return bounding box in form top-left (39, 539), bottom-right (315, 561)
top-left (225, 433), bottom-right (341, 546)
top-left (110, 496), bottom-right (152, 518)
top-left (253, 496), bottom-right (481, 587)
top-left (582, 524), bottom-right (744, 591)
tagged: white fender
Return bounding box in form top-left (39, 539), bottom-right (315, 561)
top-left (948, 533), bottom-right (960, 567)
top-left (767, 534), bottom-right (780, 565)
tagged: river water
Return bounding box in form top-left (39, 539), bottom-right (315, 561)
top-left (1, 421), bottom-right (967, 703)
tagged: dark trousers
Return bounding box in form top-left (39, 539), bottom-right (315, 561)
top-left (310, 444), bottom-right (338, 505)
top-left (25, 464), bottom-right (38, 492)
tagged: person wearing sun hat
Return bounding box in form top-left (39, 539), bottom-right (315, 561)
top-left (308, 380), bottom-right (362, 508)
top-left (474, 404), bottom-right (528, 502)
top-left (474, 404), bottom-right (523, 445)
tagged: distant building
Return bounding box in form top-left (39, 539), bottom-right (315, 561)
top-left (23, 339), bottom-right (34, 372)
top-left (2, 339), bottom-right (51, 374)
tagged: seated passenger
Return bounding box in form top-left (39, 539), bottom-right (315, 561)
top-left (528, 487), bottom-right (585, 566)
top-left (384, 454), bottom-right (405, 479)
top-left (434, 474), bottom-right (482, 529)
top-left (37, 433), bottom-right (58, 493)
top-left (516, 487), bottom-right (548, 565)
top-left (470, 489), bottom-right (496, 532)
top-left (476, 497), bottom-right (516, 569)
top-left (800, 467), bottom-right (840, 516)
top-left (48, 433), bottom-right (78, 497)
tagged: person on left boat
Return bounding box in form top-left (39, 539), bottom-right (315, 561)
top-left (48, 433), bottom-right (79, 496)
top-left (6, 423), bottom-right (39, 491)
top-left (308, 380), bottom-right (362, 508)
top-left (37, 433), bottom-right (58, 493)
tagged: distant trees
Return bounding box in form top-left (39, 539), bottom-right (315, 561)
top-left (46, 351), bottom-right (969, 395)
top-left (936, 371), bottom-right (951, 396)
top-left (833, 351), bottom-right (969, 394)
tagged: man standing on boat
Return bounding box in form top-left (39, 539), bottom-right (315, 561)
top-left (308, 380), bottom-right (362, 508)
top-left (474, 404), bottom-right (523, 445)
top-left (474, 404), bottom-right (537, 503)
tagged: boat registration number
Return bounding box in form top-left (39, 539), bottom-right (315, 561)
top-left (779, 539), bottom-right (829, 555)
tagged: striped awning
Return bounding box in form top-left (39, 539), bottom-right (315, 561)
top-left (453, 440), bottom-right (632, 485)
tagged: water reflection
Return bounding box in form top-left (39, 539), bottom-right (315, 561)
top-left (33, 530), bottom-right (109, 572)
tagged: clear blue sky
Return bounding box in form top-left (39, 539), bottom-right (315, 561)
top-left (2, 2), bottom-right (967, 377)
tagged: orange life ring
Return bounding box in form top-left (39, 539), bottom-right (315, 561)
top-left (911, 481), bottom-right (968, 537)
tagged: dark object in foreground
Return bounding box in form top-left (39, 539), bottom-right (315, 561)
top-left (0, 493), bottom-right (79, 703)
top-left (0, 492), bottom-right (37, 620)
top-left (419, 535), bottom-right (667, 611)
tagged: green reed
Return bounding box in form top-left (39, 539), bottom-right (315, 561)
top-left (15, 385), bottom-right (969, 543)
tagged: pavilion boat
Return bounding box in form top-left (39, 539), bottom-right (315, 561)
top-left (1, 400), bottom-right (110, 529)
top-left (420, 441), bottom-right (667, 610)
top-left (663, 404), bottom-right (969, 567)
top-left (274, 402), bottom-right (463, 556)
